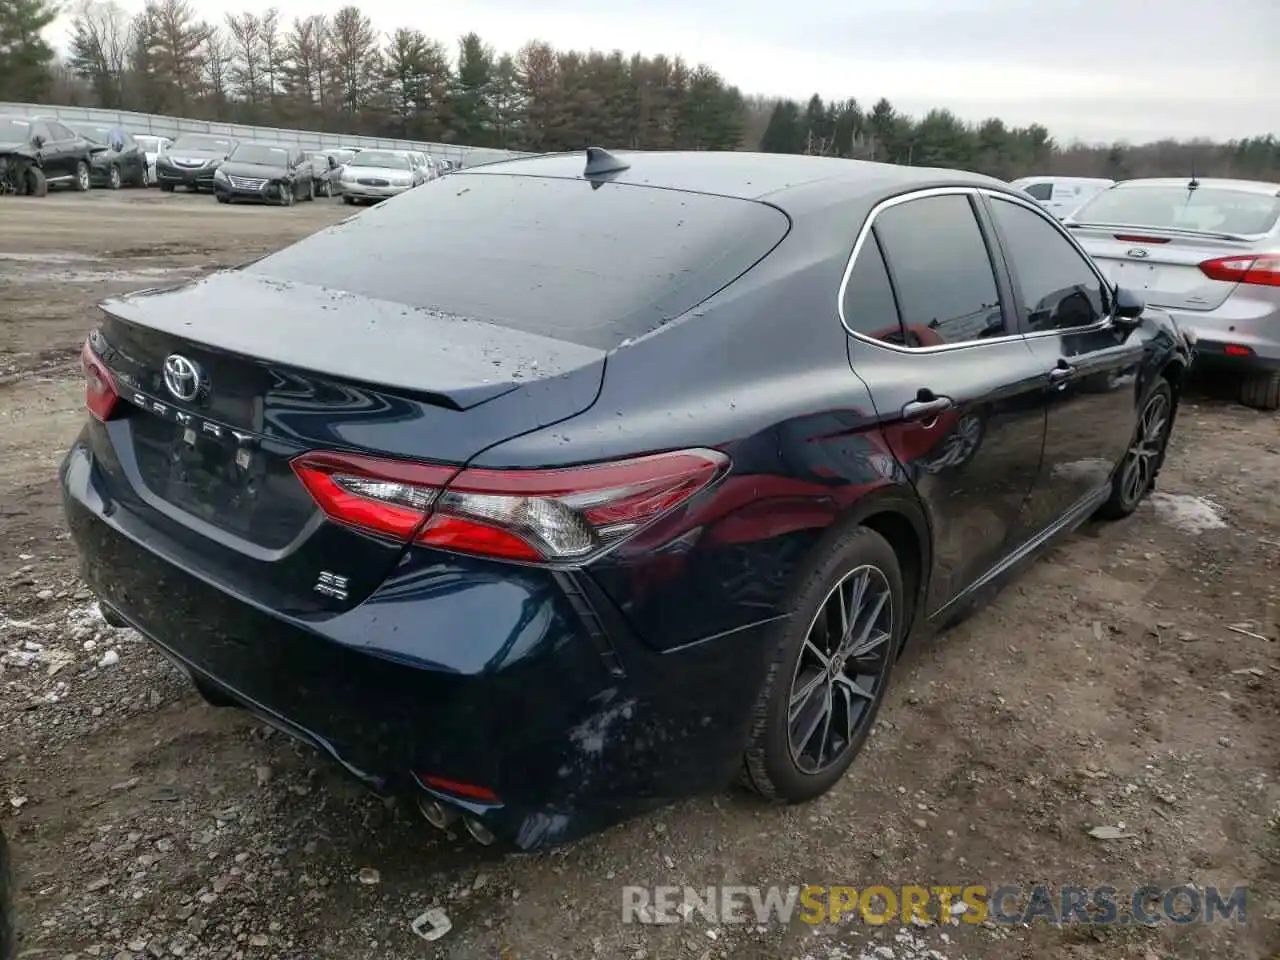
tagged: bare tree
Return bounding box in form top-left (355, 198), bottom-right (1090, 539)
top-left (201, 24), bottom-right (231, 116)
top-left (259, 7), bottom-right (281, 105)
top-left (224, 11), bottom-right (263, 106)
top-left (66, 0), bottom-right (134, 107)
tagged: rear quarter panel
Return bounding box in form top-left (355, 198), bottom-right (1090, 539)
top-left (472, 214), bottom-right (921, 651)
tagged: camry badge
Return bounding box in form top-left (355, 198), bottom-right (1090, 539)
top-left (162, 354), bottom-right (202, 402)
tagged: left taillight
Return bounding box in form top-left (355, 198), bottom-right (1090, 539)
top-left (290, 447), bottom-right (729, 564)
top-left (81, 338), bottom-right (119, 421)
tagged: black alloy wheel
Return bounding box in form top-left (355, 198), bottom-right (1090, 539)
top-left (743, 524), bottom-right (904, 801)
top-left (1098, 376), bottom-right (1173, 519)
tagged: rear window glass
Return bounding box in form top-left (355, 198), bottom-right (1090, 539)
top-left (248, 174), bottom-right (790, 350)
top-left (1073, 184), bottom-right (1280, 235)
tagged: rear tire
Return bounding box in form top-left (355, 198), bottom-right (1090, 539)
top-left (1239, 371), bottom-right (1280, 411)
top-left (742, 525), bottom-right (905, 803)
top-left (1097, 376), bottom-right (1174, 520)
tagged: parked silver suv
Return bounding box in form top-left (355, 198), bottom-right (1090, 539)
top-left (1067, 177), bottom-right (1280, 410)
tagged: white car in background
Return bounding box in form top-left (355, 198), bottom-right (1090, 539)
top-left (133, 134), bottom-right (173, 186)
top-left (338, 149), bottom-right (425, 205)
top-left (1010, 176), bottom-right (1115, 220)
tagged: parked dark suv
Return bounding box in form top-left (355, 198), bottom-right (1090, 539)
top-left (0, 114), bottom-right (98, 192)
top-left (62, 151), bottom-right (1194, 851)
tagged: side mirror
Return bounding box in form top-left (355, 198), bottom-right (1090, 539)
top-left (1113, 285), bottom-right (1145, 325)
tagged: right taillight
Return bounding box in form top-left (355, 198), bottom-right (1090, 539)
top-left (1199, 253), bottom-right (1280, 287)
top-left (291, 448), bottom-right (729, 564)
top-left (81, 338), bottom-right (119, 422)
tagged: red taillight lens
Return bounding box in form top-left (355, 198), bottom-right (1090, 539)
top-left (290, 448), bottom-right (729, 563)
top-left (1199, 253), bottom-right (1280, 287)
top-left (81, 338), bottom-right (119, 421)
top-left (1113, 234), bottom-right (1170, 244)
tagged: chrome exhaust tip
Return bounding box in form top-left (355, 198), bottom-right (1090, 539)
top-left (463, 816), bottom-right (496, 846)
top-left (416, 796), bottom-right (460, 831)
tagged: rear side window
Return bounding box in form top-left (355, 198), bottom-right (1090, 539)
top-left (873, 195), bottom-right (1005, 347)
top-left (1073, 184), bottom-right (1280, 235)
top-left (249, 175), bottom-right (790, 350)
top-left (1023, 182), bottom-right (1053, 201)
top-left (842, 234), bottom-right (906, 344)
top-left (989, 198), bottom-right (1106, 332)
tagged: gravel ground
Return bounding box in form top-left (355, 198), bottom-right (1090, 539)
top-left (1, 191), bottom-right (1277, 960)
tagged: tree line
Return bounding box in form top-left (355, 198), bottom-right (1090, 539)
top-left (1, 0), bottom-right (1276, 178)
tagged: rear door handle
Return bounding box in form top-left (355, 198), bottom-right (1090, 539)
top-left (1048, 362), bottom-right (1076, 385)
top-left (902, 394), bottom-right (954, 421)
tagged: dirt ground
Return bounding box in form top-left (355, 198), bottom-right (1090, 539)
top-left (1, 191), bottom-right (1277, 960)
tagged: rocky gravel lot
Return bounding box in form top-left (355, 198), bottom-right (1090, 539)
top-left (1, 191), bottom-right (1277, 960)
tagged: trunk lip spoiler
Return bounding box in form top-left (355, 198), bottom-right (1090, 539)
top-left (1063, 220), bottom-right (1266, 243)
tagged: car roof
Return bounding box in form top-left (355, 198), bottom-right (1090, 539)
top-left (462, 150), bottom-right (1011, 214)
top-left (1111, 177), bottom-right (1280, 195)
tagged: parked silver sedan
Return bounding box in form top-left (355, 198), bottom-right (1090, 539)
top-left (338, 150), bottom-right (424, 205)
top-left (1067, 177), bottom-right (1280, 410)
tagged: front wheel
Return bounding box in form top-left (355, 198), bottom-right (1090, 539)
top-left (1097, 377), bottom-right (1174, 520)
top-left (742, 525), bottom-right (905, 802)
top-left (73, 160), bottom-right (91, 191)
top-left (305, 179), bottom-right (315, 201)
top-left (107, 164), bottom-right (121, 190)
top-left (24, 166), bottom-right (47, 197)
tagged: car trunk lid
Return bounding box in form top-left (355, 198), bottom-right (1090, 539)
top-left (90, 270), bottom-right (606, 612)
top-left (1070, 225), bottom-right (1257, 311)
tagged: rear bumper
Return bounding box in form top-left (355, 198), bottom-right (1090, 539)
top-left (1160, 298), bottom-right (1280, 370)
top-left (60, 435), bottom-right (775, 849)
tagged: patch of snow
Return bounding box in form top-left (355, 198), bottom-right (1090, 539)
top-left (802, 927), bottom-right (961, 960)
top-left (1144, 492), bottom-right (1227, 534)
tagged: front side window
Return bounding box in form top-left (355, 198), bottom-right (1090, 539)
top-left (873, 194), bottom-right (1006, 347)
top-left (989, 198), bottom-right (1106, 332)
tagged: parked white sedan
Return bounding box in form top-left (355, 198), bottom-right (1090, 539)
top-left (133, 134), bottom-right (173, 186)
top-left (338, 150), bottom-right (425, 205)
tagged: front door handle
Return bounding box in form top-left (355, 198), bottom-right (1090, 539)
top-left (902, 393), bottom-right (954, 422)
top-left (1047, 361), bottom-right (1076, 385)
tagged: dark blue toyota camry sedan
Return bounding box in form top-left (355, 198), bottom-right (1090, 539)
top-left (62, 149), bottom-right (1194, 850)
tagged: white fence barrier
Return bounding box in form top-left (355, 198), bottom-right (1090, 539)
top-left (0, 101), bottom-right (532, 168)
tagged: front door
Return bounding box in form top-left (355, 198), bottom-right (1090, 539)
top-left (980, 193), bottom-right (1144, 537)
top-left (841, 190), bottom-right (1049, 615)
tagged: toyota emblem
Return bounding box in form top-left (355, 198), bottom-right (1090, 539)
top-left (162, 354), bottom-right (202, 402)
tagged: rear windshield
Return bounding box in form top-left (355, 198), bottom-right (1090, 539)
top-left (1073, 184), bottom-right (1280, 236)
top-left (248, 174), bottom-right (789, 350)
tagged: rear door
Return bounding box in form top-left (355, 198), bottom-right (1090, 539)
top-left (842, 189), bottom-right (1048, 614)
top-left (983, 192), bottom-right (1144, 533)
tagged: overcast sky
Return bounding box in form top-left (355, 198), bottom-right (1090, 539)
top-left (48, 0), bottom-right (1279, 144)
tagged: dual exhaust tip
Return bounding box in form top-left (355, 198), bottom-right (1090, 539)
top-left (416, 796), bottom-right (496, 846)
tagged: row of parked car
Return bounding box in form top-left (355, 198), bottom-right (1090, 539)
top-left (1011, 173), bottom-right (1280, 410)
top-left (0, 111), bottom-right (454, 203)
